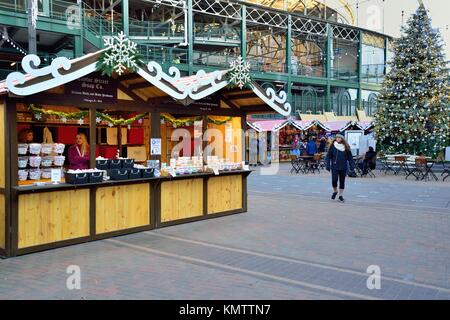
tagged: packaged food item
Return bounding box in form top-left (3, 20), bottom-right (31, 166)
top-left (54, 155), bottom-right (66, 166)
top-left (18, 169), bottom-right (28, 181)
top-left (18, 143), bottom-right (28, 155)
top-left (41, 156), bottom-right (53, 167)
top-left (41, 168), bottom-right (52, 179)
top-left (29, 143), bottom-right (42, 155)
top-left (41, 144), bottom-right (53, 154)
top-left (29, 156), bottom-right (42, 167)
top-left (18, 156), bottom-right (28, 168)
top-left (53, 143), bottom-right (65, 154)
top-left (29, 169), bottom-right (42, 180)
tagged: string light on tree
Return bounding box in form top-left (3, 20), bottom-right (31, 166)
top-left (374, 3), bottom-right (449, 157)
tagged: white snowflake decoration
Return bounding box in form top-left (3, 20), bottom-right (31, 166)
top-left (96, 117), bottom-right (102, 124)
top-left (228, 56), bottom-right (251, 89)
top-left (77, 118), bottom-right (84, 125)
top-left (102, 31), bottom-right (140, 76)
top-left (108, 122), bottom-right (114, 127)
top-left (61, 116), bottom-right (67, 123)
top-left (35, 113), bottom-right (42, 120)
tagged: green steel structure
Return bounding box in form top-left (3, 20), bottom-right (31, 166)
top-left (0, 0), bottom-right (391, 117)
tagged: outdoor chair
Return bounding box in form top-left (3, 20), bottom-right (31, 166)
top-left (441, 160), bottom-right (450, 181)
top-left (361, 156), bottom-right (376, 178)
top-left (405, 157), bottom-right (437, 181)
top-left (379, 156), bottom-right (394, 174)
top-left (393, 156), bottom-right (410, 176)
top-left (290, 155), bottom-right (301, 174)
top-left (310, 154), bottom-right (322, 174)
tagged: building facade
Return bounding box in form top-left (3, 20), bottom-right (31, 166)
top-left (0, 0), bottom-right (391, 118)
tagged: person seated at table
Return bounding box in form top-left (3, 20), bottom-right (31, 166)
top-left (291, 134), bottom-right (301, 157)
top-left (68, 133), bottom-right (90, 170)
top-left (18, 128), bottom-right (34, 143)
top-left (300, 139), bottom-right (307, 155)
top-left (318, 137), bottom-right (327, 153)
top-left (358, 147), bottom-right (377, 174)
top-left (306, 137), bottom-right (317, 156)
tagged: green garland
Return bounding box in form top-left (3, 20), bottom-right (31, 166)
top-left (207, 116), bottom-right (233, 125)
top-left (29, 105), bottom-right (146, 126)
top-left (95, 112), bottom-right (147, 126)
top-left (29, 104), bottom-right (88, 119)
top-left (29, 105), bottom-right (232, 127)
top-left (160, 113), bottom-right (232, 126)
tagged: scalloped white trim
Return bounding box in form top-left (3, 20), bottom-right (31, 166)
top-left (250, 84), bottom-right (291, 117)
top-left (6, 54), bottom-right (97, 96)
top-left (137, 63), bottom-right (228, 101)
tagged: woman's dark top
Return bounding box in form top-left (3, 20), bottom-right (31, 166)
top-left (325, 143), bottom-right (355, 172)
top-left (318, 140), bottom-right (326, 153)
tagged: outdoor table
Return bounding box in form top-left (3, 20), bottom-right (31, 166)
top-left (441, 161), bottom-right (450, 181)
top-left (393, 156), bottom-right (410, 176)
top-left (421, 160), bottom-right (439, 181)
top-left (379, 156), bottom-right (395, 174)
top-left (298, 155), bottom-right (314, 173)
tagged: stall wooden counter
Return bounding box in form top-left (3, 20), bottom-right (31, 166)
top-left (6, 170), bottom-right (251, 256)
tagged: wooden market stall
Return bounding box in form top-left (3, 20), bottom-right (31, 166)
top-left (0, 43), bottom-right (291, 257)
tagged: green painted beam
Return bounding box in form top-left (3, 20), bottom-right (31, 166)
top-left (361, 83), bottom-right (382, 91)
top-left (291, 75), bottom-right (328, 86)
top-left (74, 35), bottom-right (83, 58)
top-left (241, 4), bottom-right (246, 60)
top-left (122, 0), bottom-right (129, 36)
top-left (286, 15), bottom-right (292, 112)
top-left (356, 30), bottom-right (363, 110)
top-left (329, 80), bottom-right (359, 89)
top-left (187, 0), bottom-right (193, 75)
top-left (326, 23), bottom-right (333, 112)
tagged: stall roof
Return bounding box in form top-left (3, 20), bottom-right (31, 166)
top-left (290, 119), bottom-right (331, 131)
top-left (246, 119), bottom-right (290, 132)
top-left (0, 49), bottom-right (291, 116)
top-left (326, 120), bottom-right (365, 132)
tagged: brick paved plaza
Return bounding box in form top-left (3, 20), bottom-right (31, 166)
top-left (1, 164), bottom-right (449, 300)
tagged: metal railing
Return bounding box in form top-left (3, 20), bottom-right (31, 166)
top-left (331, 67), bottom-right (358, 82)
top-left (129, 19), bottom-right (184, 39)
top-left (247, 58), bottom-right (286, 73)
top-left (292, 64), bottom-right (325, 78)
top-left (361, 64), bottom-right (386, 84)
top-left (128, 20), bottom-right (240, 43)
top-left (194, 23), bottom-right (240, 42)
top-left (137, 44), bottom-right (188, 66)
top-left (293, 95), bottom-right (327, 114)
top-left (192, 50), bottom-right (239, 68)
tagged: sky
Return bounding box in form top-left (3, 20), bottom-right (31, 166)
top-left (348, 0), bottom-right (449, 59)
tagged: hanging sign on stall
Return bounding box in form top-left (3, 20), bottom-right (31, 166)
top-left (194, 120), bottom-right (203, 138)
top-left (51, 169), bottom-right (62, 184)
top-left (65, 73), bottom-right (117, 104)
top-left (225, 123), bottom-right (233, 143)
top-left (150, 138), bottom-right (162, 155)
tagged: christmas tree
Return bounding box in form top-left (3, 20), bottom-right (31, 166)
top-left (374, 3), bottom-right (449, 157)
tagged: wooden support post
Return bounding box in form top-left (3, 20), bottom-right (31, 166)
top-left (89, 109), bottom-right (96, 168)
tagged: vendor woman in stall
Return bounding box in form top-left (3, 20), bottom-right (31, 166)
top-left (68, 133), bottom-right (90, 170)
top-left (18, 128), bottom-right (34, 143)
